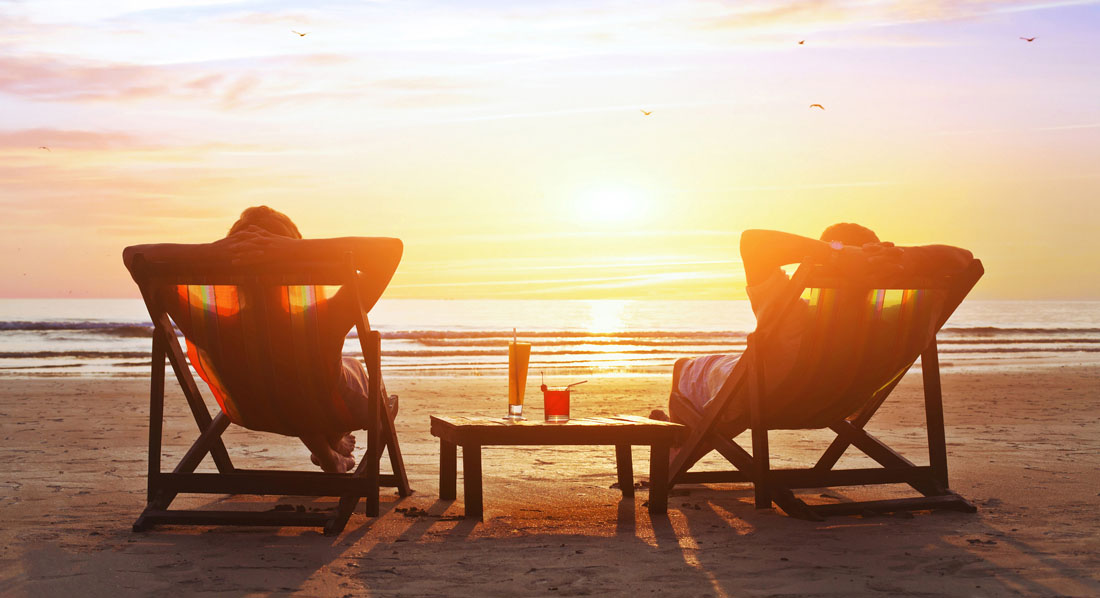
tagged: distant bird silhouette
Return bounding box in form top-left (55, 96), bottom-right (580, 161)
top-left (640, 109), bottom-right (652, 116)
top-left (38, 146), bottom-right (50, 151)
top-left (809, 104), bottom-right (825, 110)
top-left (1020, 36), bottom-right (1036, 42)
top-left (798, 40), bottom-right (805, 45)
top-left (292, 30), bottom-right (309, 37)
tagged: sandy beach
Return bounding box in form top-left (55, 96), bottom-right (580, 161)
top-left (0, 363), bottom-right (1097, 597)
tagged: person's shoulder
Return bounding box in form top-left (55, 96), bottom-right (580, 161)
top-left (747, 269), bottom-right (790, 293)
top-left (747, 269), bottom-right (793, 312)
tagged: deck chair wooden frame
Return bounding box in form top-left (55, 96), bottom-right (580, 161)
top-left (128, 253), bottom-right (411, 535)
top-left (668, 260), bottom-right (984, 520)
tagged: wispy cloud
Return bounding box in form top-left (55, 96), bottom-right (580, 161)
top-left (218, 10), bottom-right (321, 27)
top-left (702, 0), bottom-right (1100, 33)
top-left (936, 122), bottom-right (1100, 135)
top-left (0, 128), bottom-right (139, 150)
top-left (677, 181), bottom-right (895, 193)
top-left (0, 50), bottom-right (485, 113)
top-left (0, 54), bottom-right (235, 104)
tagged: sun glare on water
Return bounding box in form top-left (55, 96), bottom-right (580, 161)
top-left (583, 300), bottom-right (636, 370)
top-left (585, 299), bottom-right (627, 334)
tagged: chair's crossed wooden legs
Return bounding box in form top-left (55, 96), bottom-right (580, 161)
top-left (135, 330), bottom-right (412, 536)
top-left (669, 418), bottom-right (974, 520)
top-left (666, 347), bottom-right (976, 519)
top-left (803, 343), bottom-right (975, 516)
top-left (330, 391), bottom-right (412, 533)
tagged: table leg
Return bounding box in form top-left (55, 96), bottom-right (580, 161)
top-left (615, 444), bottom-right (634, 498)
top-left (462, 444), bottom-right (483, 520)
top-left (440, 439), bottom-right (456, 500)
top-left (649, 443), bottom-right (670, 514)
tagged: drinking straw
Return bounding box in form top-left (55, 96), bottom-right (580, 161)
top-left (510, 328), bottom-right (517, 415)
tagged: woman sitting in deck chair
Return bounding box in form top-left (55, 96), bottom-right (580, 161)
top-left (652, 224), bottom-right (974, 429)
top-left (123, 205), bottom-right (400, 473)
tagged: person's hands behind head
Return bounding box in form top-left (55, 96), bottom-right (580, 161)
top-left (211, 225), bottom-right (297, 266)
top-left (862, 241), bottom-right (905, 277)
top-left (826, 243), bottom-right (907, 278)
top-left (861, 241), bottom-right (898, 255)
top-left (829, 245), bottom-right (871, 277)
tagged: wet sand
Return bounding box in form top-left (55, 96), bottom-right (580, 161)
top-left (1, 364), bottom-right (1098, 597)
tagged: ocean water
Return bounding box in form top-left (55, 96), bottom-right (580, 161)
top-left (0, 299), bottom-right (1098, 378)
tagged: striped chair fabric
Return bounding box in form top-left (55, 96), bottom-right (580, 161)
top-left (756, 285), bottom-right (946, 430)
top-left (171, 283), bottom-right (365, 437)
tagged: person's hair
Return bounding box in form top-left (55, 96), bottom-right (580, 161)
top-left (820, 222), bottom-right (879, 246)
top-left (227, 206), bottom-right (302, 239)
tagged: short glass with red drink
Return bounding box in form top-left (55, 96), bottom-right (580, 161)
top-left (541, 385), bottom-right (571, 422)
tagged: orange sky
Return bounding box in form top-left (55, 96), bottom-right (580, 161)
top-left (1, 1), bottom-right (1098, 299)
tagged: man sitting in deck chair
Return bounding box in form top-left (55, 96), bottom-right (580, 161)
top-left (123, 205), bottom-right (399, 473)
top-left (652, 224), bottom-right (973, 432)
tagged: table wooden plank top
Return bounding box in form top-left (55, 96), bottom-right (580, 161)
top-left (430, 415), bottom-right (685, 446)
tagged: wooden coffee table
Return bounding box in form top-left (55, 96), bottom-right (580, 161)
top-left (429, 415), bottom-right (686, 519)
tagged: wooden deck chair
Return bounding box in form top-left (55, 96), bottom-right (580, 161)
top-left (126, 246), bottom-right (411, 535)
top-left (668, 259), bottom-right (984, 520)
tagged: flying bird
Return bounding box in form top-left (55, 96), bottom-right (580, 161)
top-left (292, 30), bottom-right (309, 37)
top-left (38, 146), bottom-right (50, 151)
top-left (1020, 36), bottom-right (1036, 42)
top-left (798, 40), bottom-right (805, 45)
top-left (809, 104), bottom-right (825, 110)
top-left (640, 109), bottom-right (652, 116)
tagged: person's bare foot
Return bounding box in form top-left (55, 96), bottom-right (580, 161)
top-left (310, 451), bottom-right (355, 472)
top-left (301, 434), bottom-right (355, 473)
top-left (329, 432), bottom-right (356, 456)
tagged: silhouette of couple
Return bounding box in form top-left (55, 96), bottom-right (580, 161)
top-left (125, 206), bottom-right (972, 472)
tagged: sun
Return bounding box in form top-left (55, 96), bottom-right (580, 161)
top-left (574, 186), bottom-right (649, 226)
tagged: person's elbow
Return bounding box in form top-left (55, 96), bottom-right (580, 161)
top-left (383, 237), bottom-right (403, 268)
top-left (952, 247), bottom-right (974, 271)
top-left (739, 229), bottom-right (769, 259)
top-left (122, 245), bottom-right (143, 272)
top-left (368, 237), bottom-right (403, 273)
top-left (934, 244), bottom-right (974, 271)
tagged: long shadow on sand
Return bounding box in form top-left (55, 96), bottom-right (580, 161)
top-left (13, 486), bottom-right (1100, 597)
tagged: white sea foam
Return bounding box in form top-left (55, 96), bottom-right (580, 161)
top-left (1, 299), bottom-right (1098, 376)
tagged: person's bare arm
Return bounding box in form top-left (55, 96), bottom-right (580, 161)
top-left (739, 229), bottom-right (834, 286)
top-left (897, 244), bottom-right (974, 276)
top-left (739, 229), bottom-right (973, 287)
top-left (122, 227), bottom-right (403, 308)
top-left (122, 226), bottom-right (282, 274)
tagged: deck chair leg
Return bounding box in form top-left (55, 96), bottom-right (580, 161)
top-left (751, 426), bottom-right (771, 509)
top-left (365, 377), bottom-right (382, 517)
top-left (921, 340), bottom-right (950, 488)
top-left (670, 442), bottom-right (715, 486)
top-left (146, 336), bottom-right (166, 507)
top-left (771, 487), bottom-right (824, 521)
top-left (830, 421), bottom-right (943, 497)
top-left (150, 413), bottom-right (233, 510)
top-left (157, 315), bottom-right (235, 473)
top-left (747, 356), bottom-right (771, 509)
top-left (381, 396), bottom-right (411, 497)
top-left (364, 438), bottom-right (380, 517)
top-left (328, 487), bottom-right (363, 536)
top-left (667, 396), bottom-right (718, 486)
